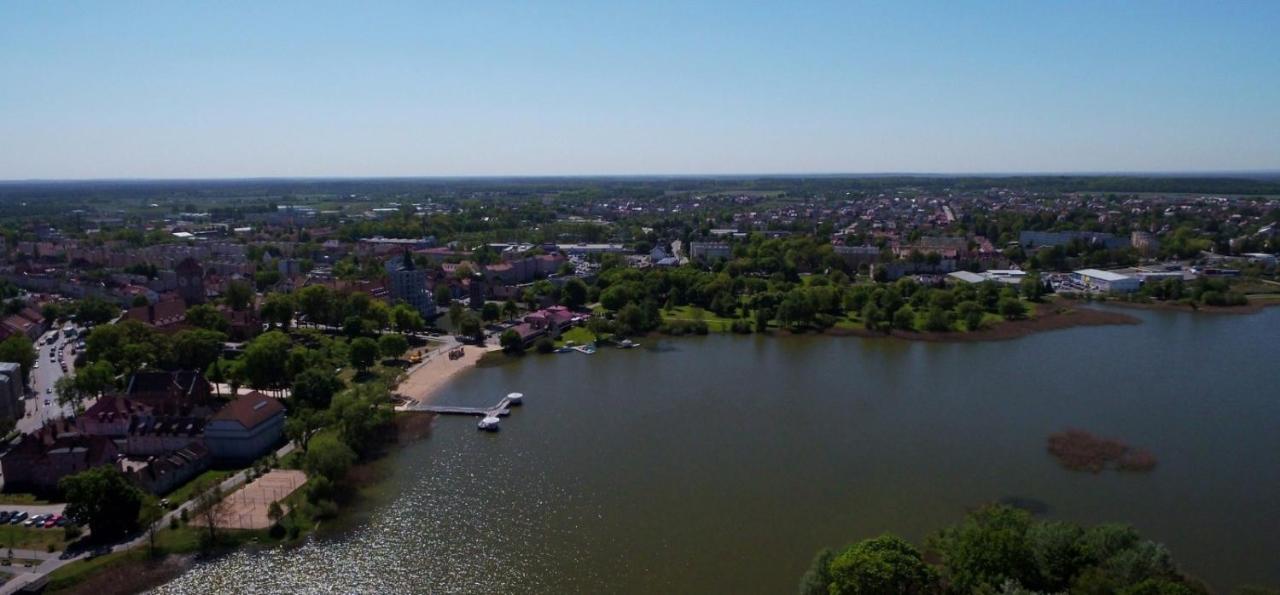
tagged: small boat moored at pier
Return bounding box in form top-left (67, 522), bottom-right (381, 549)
top-left (478, 416), bottom-right (501, 431)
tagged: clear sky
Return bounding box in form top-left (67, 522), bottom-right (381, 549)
top-left (1, 1), bottom-right (1278, 179)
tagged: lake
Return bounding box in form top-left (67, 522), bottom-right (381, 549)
top-left (154, 306), bottom-right (1280, 594)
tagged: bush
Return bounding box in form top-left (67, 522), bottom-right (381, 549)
top-left (730, 320), bottom-right (752, 334)
top-left (660, 319), bottom-right (709, 335)
top-left (535, 338), bottom-right (555, 354)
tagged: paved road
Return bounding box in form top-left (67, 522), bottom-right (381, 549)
top-left (16, 329), bottom-right (81, 434)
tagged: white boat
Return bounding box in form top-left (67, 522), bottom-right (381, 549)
top-left (477, 416), bottom-right (501, 431)
top-left (618, 339), bottom-right (639, 349)
top-left (506, 392), bottom-right (523, 406)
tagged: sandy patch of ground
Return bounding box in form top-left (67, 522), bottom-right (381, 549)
top-left (395, 343), bottom-right (500, 408)
top-left (207, 469), bottom-right (306, 530)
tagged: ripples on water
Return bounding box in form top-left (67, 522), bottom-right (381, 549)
top-left (153, 434), bottom-right (599, 594)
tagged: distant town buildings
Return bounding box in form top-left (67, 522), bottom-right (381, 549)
top-left (1074, 269), bottom-right (1140, 293)
top-left (0, 362), bottom-right (23, 424)
top-left (689, 242), bottom-right (732, 263)
top-left (386, 251), bottom-right (436, 319)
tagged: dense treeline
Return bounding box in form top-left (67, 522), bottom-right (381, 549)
top-left (593, 236), bottom-right (1043, 335)
top-left (800, 505), bottom-right (1216, 595)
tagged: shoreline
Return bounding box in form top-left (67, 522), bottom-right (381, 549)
top-left (819, 305), bottom-right (1141, 343)
top-left (394, 342), bottom-right (501, 410)
top-left (1091, 296), bottom-right (1280, 316)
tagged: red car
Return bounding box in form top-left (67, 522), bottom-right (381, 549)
top-left (42, 515), bottom-right (59, 528)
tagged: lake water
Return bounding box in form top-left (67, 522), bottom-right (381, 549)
top-left (154, 306), bottom-right (1280, 594)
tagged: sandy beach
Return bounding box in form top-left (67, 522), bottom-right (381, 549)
top-left (395, 342), bottom-right (500, 408)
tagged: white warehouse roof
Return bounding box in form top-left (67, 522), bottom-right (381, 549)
top-left (1075, 268), bottom-right (1132, 282)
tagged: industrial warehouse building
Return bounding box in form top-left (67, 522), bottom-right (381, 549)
top-left (1074, 269), bottom-right (1140, 294)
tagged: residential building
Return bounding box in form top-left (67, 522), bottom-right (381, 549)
top-left (122, 442), bottom-right (211, 495)
top-left (124, 370), bottom-right (214, 415)
top-left (175, 257), bottom-right (206, 304)
top-left (204, 391), bottom-right (285, 464)
top-left (0, 362), bottom-right (22, 423)
top-left (689, 242), bottom-right (732, 263)
top-left (0, 419), bottom-right (120, 494)
top-left (385, 251), bottom-right (435, 319)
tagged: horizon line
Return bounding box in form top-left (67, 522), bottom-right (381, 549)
top-left (3, 168), bottom-right (1280, 184)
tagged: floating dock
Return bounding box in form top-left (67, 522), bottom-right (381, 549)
top-left (409, 393), bottom-right (525, 431)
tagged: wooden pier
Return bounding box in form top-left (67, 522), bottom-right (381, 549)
top-left (411, 395), bottom-right (516, 417)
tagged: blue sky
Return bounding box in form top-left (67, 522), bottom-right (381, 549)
top-left (1, 1), bottom-right (1278, 179)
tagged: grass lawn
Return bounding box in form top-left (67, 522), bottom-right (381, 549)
top-left (163, 469), bottom-right (234, 506)
top-left (662, 305), bottom-right (740, 332)
top-left (45, 549), bottom-right (146, 592)
top-left (0, 493), bottom-right (53, 506)
top-left (45, 527), bottom-right (271, 593)
top-left (0, 524), bottom-right (70, 551)
top-left (554, 326), bottom-right (598, 347)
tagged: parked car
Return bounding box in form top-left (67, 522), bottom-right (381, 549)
top-left (24, 514), bottom-right (43, 527)
top-left (56, 516), bottom-right (70, 527)
top-left (9, 512), bottom-right (27, 524)
top-left (43, 516), bottom-right (58, 528)
top-left (0, 511), bottom-right (10, 523)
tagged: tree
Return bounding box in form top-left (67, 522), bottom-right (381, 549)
top-left (60, 466), bottom-right (145, 541)
top-left (0, 336), bottom-right (36, 381)
top-left (391, 303), bottom-right (424, 333)
top-left (349, 337), bottom-right (379, 372)
top-left (892, 305), bottom-right (916, 331)
top-left (458, 314), bottom-right (484, 345)
top-left (291, 367), bottom-right (344, 410)
top-left (254, 269), bottom-right (282, 291)
top-left (305, 432), bottom-right (357, 482)
top-left (330, 384), bottom-right (394, 457)
top-left (131, 294), bottom-right (150, 308)
top-left (138, 497), bottom-right (164, 558)
top-left (378, 333), bottom-right (410, 360)
top-left (923, 307), bottom-right (951, 332)
top-left (499, 329), bottom-right (524, 354)
top-left (206, 359), bottom-right (226, 398)
top-left (74, 296), bottom-right (120, 325)
top-left (586, 316), bottom-right (611, 341)
top-left (928, 505), bottom-right (1035, 593)
top-left (285, 406), bottom-right (328, 451)
top-left (562, 278), bottom-right (589, 309)
top-left (267, 501), bottom-right (284, 530)
top-left (798, 548), bottom-right (836, 595)
top-left (192, 475), bottom-right (230, 548)
top-left (74, 359), bottom-right (116, 399)
top-left (826, 535), bottom-right (939, 595)
top-left (433, 284), bottom-right (452, 308)
top-left (502, 299), bottom-right (520, 320)
top-left (296, 285), bottom-right (335, 326)
top-left (447, 302), bottom-right (465, 329)
top-left (242, 331), bottom-right (291, 388)
top-left (481, 301), bottom-right (501, 322)
top-left (54, 375), bottom-right (82, 408)
top-left (754, 307), bottom-right (772, 333)
top-left (956, 300), bottom-right (985, 331)
top-left (999, 298), bottom-right (1028, 320)
top-left (185, 303), bottom-right (229, 332)
top-left (260, 292), bottom-right (296, 328)
top-left (172, 329), bottom-right (228, 371)
top-left (224, 280), bottom-right (254, 312)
